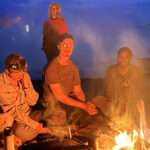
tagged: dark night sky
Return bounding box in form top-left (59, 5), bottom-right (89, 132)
top-left (0, 0), bottom-right (150, 79)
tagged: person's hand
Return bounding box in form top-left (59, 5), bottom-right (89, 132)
top-left (0, 112), bottom-right (10, 119)
top-left (35, 123), bottom-right (51, 134)
top-left (20, 73), bottom-right (29, 89)
top-left (0, 112), bottom-right (13, 126)
top-left (85, 102), bottom-right (98, 115)
top-left (14, 136), bottom-right (22, 147)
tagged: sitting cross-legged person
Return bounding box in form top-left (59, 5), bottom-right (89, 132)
top-left (0, 54), bottom-right (51, 148)
top-left (42, 33), bottom-right (98, 129)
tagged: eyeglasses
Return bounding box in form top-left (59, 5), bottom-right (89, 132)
top-left (49, 8), bottom-right (57, 11)
top-left (62, 44), bottom-right (73, 48)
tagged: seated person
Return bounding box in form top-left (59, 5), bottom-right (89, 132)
top-left (104, 47), bottom-right (142, 127)
top-left (0, 54), bottom-right (51, 147)
top-left (42, 33), bottom-right (98, 126)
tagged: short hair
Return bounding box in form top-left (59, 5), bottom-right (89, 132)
top-left (49, 2), bottom-right (61, 18)
top-left (5, 54), bottom-right (27, 71)
top-left (57, 33), bottom-right (74, 45)
top-left (117, 47), bottom-right (132, 58)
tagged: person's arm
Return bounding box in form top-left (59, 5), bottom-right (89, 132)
top-left (50, 83), bottom-right (97, 115)
top-left (74, 84), bottom-right (85, 102)
top-left (42, 21), bottom-right (47, 50)
top-left (104, 67), bottom-right (114, 99)
top-left (0, 76), bottom-right (50, 134)
top-left (42, 36), bottom-right (46, 51)
top-left (17, 115), bottom-right (51, 134)
top-left (0, 112), bottom-right (14, 132)
top-left (21, 72), bottom-right (39, 106)
top-left (0, 79), bottom-right (17, 113)
top-left (133, 66), bottom-right (143, 99)
top-left (0, 92), bottom-right (45, 132)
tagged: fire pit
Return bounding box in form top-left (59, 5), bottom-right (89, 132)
top-left (19, 135), bottom-right (91, 150)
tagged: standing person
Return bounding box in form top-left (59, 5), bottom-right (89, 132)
top-left (0, 54), bottom-right (51, 147)
top-left (104, 47), bottom-right (142, 126)
top-left (43, 33), bottom-right (98, 126)
top-left (42, 2), bottom-right (68, 61)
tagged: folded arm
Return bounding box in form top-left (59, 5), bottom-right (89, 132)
top-left (74, 84), bottom-right (85, 102)
top-left (49, 83), bottom-right (97, 115)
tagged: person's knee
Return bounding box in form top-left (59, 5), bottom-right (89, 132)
top-left (13, 123), bottom-right (38, 143)
top-left (46, 108), bottom-right (66, 126)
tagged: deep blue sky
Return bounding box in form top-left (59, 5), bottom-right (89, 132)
top-left (0, 0), bottom-right (150, 79)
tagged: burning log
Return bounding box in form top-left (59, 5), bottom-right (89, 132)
top-left (94, 135), bottom-right (116, 150)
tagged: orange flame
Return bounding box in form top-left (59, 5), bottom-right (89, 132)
top-left (113, 130), bottom-right (138, 150)
top-left (140, 128), bottom-right (147, 150)
top-left (95, 138), bottom-right (100, 150)
top-left (140, 128), bottom-right (144, 140)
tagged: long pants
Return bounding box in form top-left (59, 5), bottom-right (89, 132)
top-left (13, 108), bottom-right (66, 143)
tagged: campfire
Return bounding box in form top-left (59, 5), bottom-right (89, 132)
top-left (95, 127), bottom-right (150, 150)
top-left (20, 99), bottom-right (150, 150)
top-left (93, 99), bottom-right (150, 150)
top-left (113, 130), bottom-right (138, 150)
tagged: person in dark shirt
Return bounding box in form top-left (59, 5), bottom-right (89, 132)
top-left (42, 2), bottom-right (68, 61)
top-left (105, 47), bottom-right (142, 126)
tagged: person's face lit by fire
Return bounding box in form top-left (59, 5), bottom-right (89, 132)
top-left (49, 4), bottom-right (58, 19)
top-left (118, 51), bottom-right (131, 68)
top-left (6, 69), bottom-right (25, 82)
top-left (58, 38), bottom-right (74, 58)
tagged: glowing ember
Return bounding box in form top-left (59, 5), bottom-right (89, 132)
top-left (113, 130), bottom-right (138, 150)
top-left (95, 138), bottom-right (100, 150)
top-left (140, 128), bottom-right (144, 140)
top-left (140, 128), bottom-right (147, 150)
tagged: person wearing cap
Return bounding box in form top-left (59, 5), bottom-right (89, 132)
top-left (42, 2), bottom-right (68, 61)
top-left (43, 33), bottom-right (98, 126)
top-left (0, 54), bottom-right (51, 146)
top-left (104, 47), bottom-right (143, 126)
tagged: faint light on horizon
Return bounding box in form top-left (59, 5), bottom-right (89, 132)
top-left (25, 24), bottom-right (29, 32)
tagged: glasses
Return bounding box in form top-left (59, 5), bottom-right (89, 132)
top-left (62, 44), bottom-right (73, 48)
top-left (49, 8), bottom-right (57, 11)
